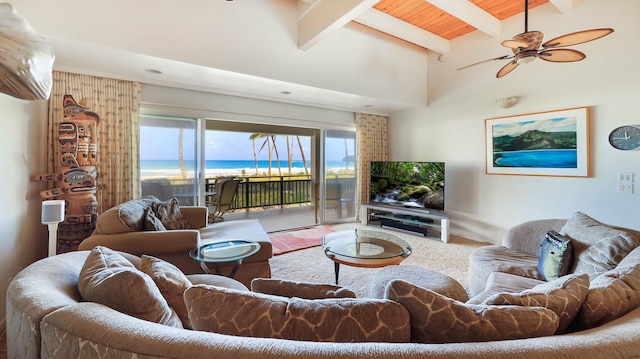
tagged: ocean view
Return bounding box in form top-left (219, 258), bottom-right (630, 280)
top-left (494, 149), bottom-right (577, 168)
top-left (141, 159), bottom-right (351, 178)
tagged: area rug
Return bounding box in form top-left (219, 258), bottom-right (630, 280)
top-left (270, 225), bottom-right (335, 256)
top-left (269, 223), bottom-right (489, 297)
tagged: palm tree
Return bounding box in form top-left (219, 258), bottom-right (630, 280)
top-left (249, 133), bottom-right (262, 175)
top-left (250, 133), bottom-right (282, 176)
top-left (296, 136), bottom-right (309, 175)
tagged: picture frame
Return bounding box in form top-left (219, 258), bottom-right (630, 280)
top-left (485, 107), bottom-right (590, 177)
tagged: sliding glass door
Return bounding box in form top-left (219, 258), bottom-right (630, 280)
top-left (322, 129), bottom-right (357, 223)
top-left (139, 115), bottom-right (201, 205)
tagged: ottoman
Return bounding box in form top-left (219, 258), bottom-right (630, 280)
top-left (369, 265), bottom-right (469, 301)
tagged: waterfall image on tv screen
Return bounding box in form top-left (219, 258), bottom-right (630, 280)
top-left (369, 161), bottom-right (445, 211)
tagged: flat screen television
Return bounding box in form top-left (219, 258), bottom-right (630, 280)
top-left (369, 161), bottom-right (445, 211)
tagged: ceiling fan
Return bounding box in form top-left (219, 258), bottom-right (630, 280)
top-left (458, 0), bottom-right (614, 78)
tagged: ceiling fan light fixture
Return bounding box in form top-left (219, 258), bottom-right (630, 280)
top-left (516, 55), bottom-right (536, 65)
top-left (497, 97), bottom-right (519, 109)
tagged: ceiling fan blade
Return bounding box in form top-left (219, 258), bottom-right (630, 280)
top-left (496, 60), bottom-right (519, 78)
top-left (538, 49), bottom-right (586, 62)
top-left (542, 28), bottom-right (614, 48)
top-left (457, 55), bottom-right (513, 71)
top-left (502, 39), bottom-right (531, 50)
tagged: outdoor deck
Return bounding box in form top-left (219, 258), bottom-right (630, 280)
top-left (222, 205), bottom-right (319, 233)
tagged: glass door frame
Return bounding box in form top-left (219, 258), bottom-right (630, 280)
top-left (320, 128), bottom-right (357, 224)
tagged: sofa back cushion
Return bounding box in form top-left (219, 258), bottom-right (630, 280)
top-left (78, 246), bottom-right (182, 328)
top-left (95, 196), bottom-right (160, 234)
top-left (571, 263), bottom-right (640, 331)
top-left (560, 212), bottom-right (640, 278)
top-left (483, 273), bottom-right (589, 334)
top-left (251, 278), bottom-right (356, 299)
top-left (140, 255), bottom-right (193, 328)
top-left (184, 284), bottom-right (410, 343)
top-left (385, 279), bottom-right (559, 343)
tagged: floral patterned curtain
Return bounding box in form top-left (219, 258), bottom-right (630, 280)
top-left (47, 71), bottom-right (142, 213)
top-left (355, 113), bottom-right (388, 220)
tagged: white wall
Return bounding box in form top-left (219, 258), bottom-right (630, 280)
top-left (389, 0), bottom-right (640, 244)
top-left (141, 85), bottom-right (356, 130)
top-left (9, 0), bottom-right (430, 111)
top-left (0, 94), bottom-right (49, 327)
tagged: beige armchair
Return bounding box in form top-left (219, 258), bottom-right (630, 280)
top-left (78, 196), bottom-right (272, 287)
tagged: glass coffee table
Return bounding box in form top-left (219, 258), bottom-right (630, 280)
top-left (322, 229), bottom-right (412, 284)
top-left (189, 240), bottom-right (261, 278)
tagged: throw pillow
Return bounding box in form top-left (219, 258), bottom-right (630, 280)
top-left (142, 207), bottom-right (167, 231)
top-left (571, 263), bottom-right (640, 331)
top-left (140, 255), bottom-right (193, 328)
top-left (560, 212), bottom-right (640, 278)
top-left (151, 197), bottom-right (191, 230)
top-left (483, 273), bottom-right (589, 334)
top-left (251, 278), bottom-right (357, 299)
top-left (184, 284), bottom-right (410, 343)
top-left (537, 230), bottom-right (574, 281)
top-left (384, 279), bottom-right (559, 344)
top-left (78, 246), bottom-right (182, 328)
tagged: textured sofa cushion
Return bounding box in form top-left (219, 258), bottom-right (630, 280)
top-left (143, 207), bottom-right (167, 231)
top-left (152, 197), bottom-right (191, 230)
top-left (385, 279), bottom-right (559, 343)
top-left (571, 263), bottom-right (640, 331)
top-left (140, 255), bottom-right (192, 328)
top-left (251, 278), bottom-right (356, 299)
top-left (483, 273), bottom-right (589, 334)
top-left (184, 284), bottom-right (410, 343)
top-left (78, 246), bottom-right (182, 328)
top-left (94, 196), bottom-right (160, 234)
top-left (560, 212), bottom-right (640, 278)
top-left (538, 230), bottom-right (574, 281)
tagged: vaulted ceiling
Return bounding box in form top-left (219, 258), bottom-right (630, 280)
top-left (299, 0), bottom-right (573, 54)
top-left (8, 0), bottom-right (603, 114)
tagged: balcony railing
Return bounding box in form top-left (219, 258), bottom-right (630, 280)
top-left (141, 175), bottom-right (355, 211)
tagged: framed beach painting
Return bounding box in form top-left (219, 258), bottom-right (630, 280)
top-left (485, 107), bottom-right (590, 177)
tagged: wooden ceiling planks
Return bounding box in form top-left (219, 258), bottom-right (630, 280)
top-left (373, 0), bottom-right (550, 40)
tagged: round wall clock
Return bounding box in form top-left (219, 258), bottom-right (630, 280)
top-left (608, 125), bottom-right (640, 151)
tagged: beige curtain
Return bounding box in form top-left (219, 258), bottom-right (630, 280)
top-left (47, 71), bottom-right (142, 212)
top-left (355, 113), bottom-right (388, 220)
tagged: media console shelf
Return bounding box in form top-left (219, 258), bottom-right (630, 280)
top-left (360, 203), bottom-right (450, 243)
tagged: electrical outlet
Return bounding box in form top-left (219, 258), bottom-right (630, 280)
top-left (617, 172), bottom-right (634, 194)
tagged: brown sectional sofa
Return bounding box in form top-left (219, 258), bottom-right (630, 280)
top-left (77, 196), bottom-right (272, 287)
top-left (7, 211), bottom-right (640, 358)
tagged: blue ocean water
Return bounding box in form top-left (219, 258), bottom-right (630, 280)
top-left (141, 159), bottom-right (350, 178)
top-left (494, 149), bottom-right (577, 168)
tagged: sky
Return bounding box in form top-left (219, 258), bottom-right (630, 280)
top-left (140, 127), bottom-right (353, 162)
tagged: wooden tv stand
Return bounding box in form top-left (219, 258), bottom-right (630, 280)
top-left (360, 203), bottom-right (450, 243)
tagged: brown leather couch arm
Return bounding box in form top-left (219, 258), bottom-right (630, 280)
top-left (179, 206), bottom-right (208, 229)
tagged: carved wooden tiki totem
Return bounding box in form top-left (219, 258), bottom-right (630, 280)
top-left (35, 94), bottom-right (99, 253)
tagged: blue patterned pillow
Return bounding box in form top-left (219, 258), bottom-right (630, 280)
top-left (538, 230), bottom-right (574, 281)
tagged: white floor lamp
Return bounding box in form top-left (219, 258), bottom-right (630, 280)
top-left (41, 200), bottom-right (65, 257)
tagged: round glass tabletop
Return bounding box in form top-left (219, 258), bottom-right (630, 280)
top-left (190, 240), bottom-right (261, 263)
top-left (322, 229), bottom-right (411, 261)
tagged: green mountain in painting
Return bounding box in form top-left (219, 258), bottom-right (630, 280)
top-left (493, 130), bottom-right (576, 152)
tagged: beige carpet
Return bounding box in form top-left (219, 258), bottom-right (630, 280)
top-left (269, 223), bottom-right (489, 298)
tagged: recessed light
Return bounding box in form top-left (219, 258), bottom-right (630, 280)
top-left (145, 68), bottom-right (162, 75)
top-left (363, 104), bottom-right (373, 108)
top-left (280, 91), bottom-right (291, 95)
